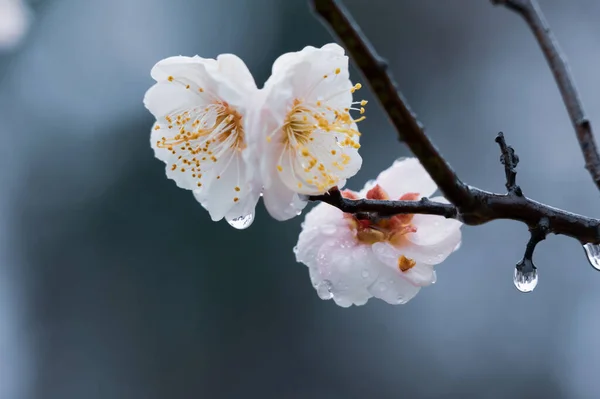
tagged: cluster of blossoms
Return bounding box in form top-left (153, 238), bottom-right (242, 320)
top-left (144, 44), bottom-right (462, 306)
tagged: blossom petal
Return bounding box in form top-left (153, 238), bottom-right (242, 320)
top-left (193, 150), bottom-right (256, 221)
top-left (408, 198), bottom-right (462, 246)
top-left (371, 242), bottom-right (437, 287)
top-left (262, 172), bottom-right (308, 221)
top-left (373, 158), bottom-right (437, 199)
top-left (368, 263), bottom-right (421, 305)
top-left (216, 54), bottom-right (257, 96)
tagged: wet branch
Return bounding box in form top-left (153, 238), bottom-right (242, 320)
top-left (310, 0), bottom-right (474, 209)
top-left (310, 188), bottom-right (458, 219)
top-left (492, 0), bottom-right (600, 190)
top-left (309, 0), bottom-right (600, 246)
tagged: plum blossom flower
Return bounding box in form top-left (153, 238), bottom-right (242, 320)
top-left (144, 55), bottom-right (261, 224)
top-left (0, 0), bottom-right (30, 50)
top-left (294, 158), bottom-right (463, 307)
top-left (254, 43), bottom-right (366, 221)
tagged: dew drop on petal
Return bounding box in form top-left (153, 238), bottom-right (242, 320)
top-left (378, 281), bottom-right (387, 292)
top-left (227, 212), bottom-right (255, 230)
top-left (395, 295), bottom-right (409, 305)
top-left (315, 280), bottom-right (333, 300)
top-left (513, 266), bottom-right (538, 293)
top-left (361, 269), bottom-right (370, 279)
top-left (583, 243), bottom-right (600, 271)
top-left (320, 225), bottom-right (337, 236)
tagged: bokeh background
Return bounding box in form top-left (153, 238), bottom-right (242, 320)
top-left (1, 0), bottom-right (600, 398)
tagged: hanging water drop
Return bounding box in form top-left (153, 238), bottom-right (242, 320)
top-left (315, 280), bottom-right (333, 300)
top-left (583, 243), bottom-right (600, 271)
top-left (227, 212), bottom-right (254, 230)
top-left (513, 262), bottom-right (538, 293)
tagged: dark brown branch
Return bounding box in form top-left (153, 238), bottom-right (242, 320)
top-left (308, 0), bottom-right (600, 246)
top-left (310, 0), bottom-right (474, 209)
top-left (492, 0), bottom-right (600, 190)
top-left (310, 187), bottom-right (458, 219)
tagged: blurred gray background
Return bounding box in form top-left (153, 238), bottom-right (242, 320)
top-left (1, 0), bottom-right (600, 398)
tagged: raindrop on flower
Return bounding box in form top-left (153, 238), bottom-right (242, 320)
top-left (315, 280), bottom-right (333, 300)
top-left (320, 225), bottom-right (337, 236)
top-left (513, 263), bottom-right (538, 293)
top-left (583, 243), bottom-right (600, 271)
top-left (361, 269), bottom-right (370, 279)
top-left (226, 212), bottom-right (254, 230)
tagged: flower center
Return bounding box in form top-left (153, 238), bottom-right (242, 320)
top-left (269, 71), bottom-right (368, 194)
top-left (154, 100), bottom-right (245, 188)
top-left (343, 186), bottom-right (419, 271)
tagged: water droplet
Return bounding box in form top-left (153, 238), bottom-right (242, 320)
top-left (361, 269), bottom-right (370, 278)
top-left (395, 296), bottom-right (409, 305)
top-left (513, 263), bottom-right (538, 293)
top-left (227, 212), bottom-right (254, 230)
top-left (320, 225), bottom-right (337, 236)
top-left (315, 280), bottom-right (333, 300)
top-left (583, 243), bottom-right (600, 270)
top-left (293, 245), bottom-right (299, 254)
top-left (296, 209), bottom-right (302, 216)
top-left (378, 281), bottom-right (387, 292)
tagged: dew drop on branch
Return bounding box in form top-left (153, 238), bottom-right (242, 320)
top-left (227, 212), bottom-right (254, 230)
top-left (513, 266), bottom-right (538, 293)
top-left (583, 243), bottom-right (600, 270)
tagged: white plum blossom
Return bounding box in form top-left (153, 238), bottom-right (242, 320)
top-left (144, 55), bottom-right (262, 224)
top-left (294, 158), bottom-right (463, 307)
top-left (0, 0), bottom-right (30, 50)
top-left (254, 43), bottom-right (366, 221)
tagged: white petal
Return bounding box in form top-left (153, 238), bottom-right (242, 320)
top-left (371, 242), bottom-right (437, 287)
top-left (144, 81), bottom-right (207, 119)
top-left (262, 172), bottom-right (308, 221)
top-left (408, 211), bottom-right (462, 247)
top-left (314, 239), bottom-right (375, 307)
top-left (368, 262), bottom-right (421, 305)
top-left (216, 54), bottom-right (257, 96)
top-left (374, 158), bottom-right (437, 199)
top-left (295, 203), bottom-right (346, 264)
top-left (150, 55), bottom-right (216, 82)
top-left (194, 151), bottom-right (252, 221)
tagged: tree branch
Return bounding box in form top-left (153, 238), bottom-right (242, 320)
top-left (311, 187), bottom-right (458, 219)
top-left (308, 0), bottom-right (600, 246)
top-left (310, 0), bottom-right (474, 209)
top-left (492, 0), bottom-right (600, 190)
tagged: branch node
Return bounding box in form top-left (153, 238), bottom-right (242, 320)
top-left (495, 132), bottom-right (522, 196)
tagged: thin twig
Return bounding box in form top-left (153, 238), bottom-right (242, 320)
top-left (308, 0), bottom-right (600, 246)
top-left (495, 132), bottom-right (522, 196)
top-left (492, 0), bottom-right (600, 190)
